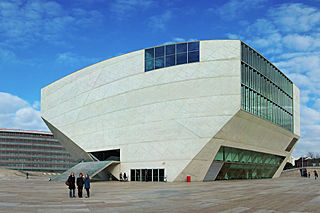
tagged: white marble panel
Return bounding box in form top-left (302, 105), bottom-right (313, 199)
top-left (200, 40), bottom-right (241, 62)
top-left (293, 84), bottom-right (300, 136)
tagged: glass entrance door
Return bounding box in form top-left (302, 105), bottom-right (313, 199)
top-left (130, 168), bottom-right (165, 182)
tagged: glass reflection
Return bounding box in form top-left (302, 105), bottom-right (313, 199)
top-left (214, 146), bottom-right (284, 180)
top-left (145, 41), bottom-right (199, 72)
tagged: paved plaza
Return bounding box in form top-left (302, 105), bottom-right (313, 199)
top-left (0, 169), bottom-right (320, 213)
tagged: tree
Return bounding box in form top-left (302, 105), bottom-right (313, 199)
top-left (307, 152), bottom-right (315, 159)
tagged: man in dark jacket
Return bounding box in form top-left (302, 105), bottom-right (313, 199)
top-left (76, 173), bottom-right (85, 198)
top-left (67, 172), bottom-right (76, 198)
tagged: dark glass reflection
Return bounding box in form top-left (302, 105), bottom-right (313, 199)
top-left (131, 169), bottom-right (135, 181)
top-left (145, 48), bottom-right (154, 60)
top-left (147, 169), bottom-right (152, 182)
top-left (130, 168), bottom-right (163, 182)
top-left (176, 43), bottom-right (187, 53)
top-left (159, 169), bottom-right (164, 182)
top-left (155, 57), bottom-right (164, 69)
top-left (166, 55), bottom-right (175, 67)
top-left (166, 44), bottom-right (175, 55)
top-left (155, 46), bottom-right (164, 58)
top-left (240, 42), bottom-right (293, 132)
top-left (214, 146), bottom-right (284, 180)
top-left (188, 42), bottom-right (199, 51)
top-left (176, 53), bottom-right (187, 65)
top-left (153, 169), bottom-right (158, 182)
top-left (136, 169), bottom-right (140, 181)
top-left (145, 41), bottom-right (199, 72)
top-left (188, 51), bottom-right (199, 63)
top-left (145, 60), bottom-right (154, 72)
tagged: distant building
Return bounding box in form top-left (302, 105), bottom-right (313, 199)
top-left (0, 129), bottom-right (76, 172)
top-left (41, 40), bottom-right (300, 181)
top-left (295, 157), bottom-right (320, 168)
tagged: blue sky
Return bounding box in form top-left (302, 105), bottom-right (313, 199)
top-left (0, 0), bottom-right (319, 157)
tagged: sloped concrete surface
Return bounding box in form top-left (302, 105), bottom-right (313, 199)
top-left (52, 161), bottom-right (117, 181)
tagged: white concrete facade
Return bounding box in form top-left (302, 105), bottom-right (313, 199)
top-left (41, 40), bottom-right (300, 182)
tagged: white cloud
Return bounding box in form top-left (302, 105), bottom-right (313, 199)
top-left (227, 2), bottom-right (320, 157)
top-left (147, 11), bottom-right (172, 31)
top-left (0, 48), bottom-right (16, 63)
top-left (163, 38), bottom-right (197, 45)
top-left (270, 3), bottom-right (320, 33)
top-left (0, 92), bottom-right (28, 114)
top-left (110, 0), bottom-right (155, 20)
top-left (0, 0), bottom-right (103, 46)
top-left (56, 52), bottom-right (100, 68)
top-left (215, 0), bottom-right (266, 20)
top-left (0, 92), bottom-right (47, 130)
top-left (282, 34), bottom-right (320, 51)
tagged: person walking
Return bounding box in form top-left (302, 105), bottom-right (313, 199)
top-left (314, 170), bottom-right (318, 180)
top-left (119, 172), bottom-right (123, 181)
top-left (67, 172), bottom-right (76, 198)
top-left (26, 172), bottom-right (29, 179)
top-left (76, 173), bottom-right (85, 198)
top-left (123, 172), bottom-right (127, 181)
top-left (84, 174), bottom-right (90, 198)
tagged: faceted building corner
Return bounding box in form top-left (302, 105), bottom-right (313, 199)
top-left (41, 40), bottom-right (300, 182)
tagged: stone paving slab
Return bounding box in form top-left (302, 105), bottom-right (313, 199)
top-left (0, 170), bottom-right (320, 212)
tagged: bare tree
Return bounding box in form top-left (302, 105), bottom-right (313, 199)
top-left (307, 152), bottom-right (315, 159)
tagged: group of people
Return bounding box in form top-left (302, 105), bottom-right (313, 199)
top-left (307, 170), bottom-right (319, 179)
top-left (66, 172), bottom-right (90, 198)
top-left (119, 172), bottom-right (128, 181)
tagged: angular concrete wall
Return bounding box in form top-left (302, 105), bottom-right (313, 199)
top-left (42, 40), bottom-right (242, 181)
top-left (42, 40), bottom-right (299, 182)
top-left (175, 110), bottom-right (298, 181)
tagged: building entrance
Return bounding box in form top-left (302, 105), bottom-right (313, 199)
top-left (130, 168), bottom-right (165, 182)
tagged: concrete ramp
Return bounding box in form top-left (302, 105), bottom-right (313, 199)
top-left (53, 161), bottom-right (119, 182)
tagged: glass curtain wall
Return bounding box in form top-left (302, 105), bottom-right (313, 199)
top-left (214, 146), bottom-right (284, 180)
top-left (241, 42), bottom-right (293, 132)
top-left (145, 42), bottom-right (199, 72)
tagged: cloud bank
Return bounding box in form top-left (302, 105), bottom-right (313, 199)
top-left (0, 92), bottom-right (47, 131)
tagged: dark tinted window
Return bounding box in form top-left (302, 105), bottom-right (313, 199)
top-left (145, 48), bottom-right (154, 60)
top-left (155, 46), bottom-right (164, 58)
top-left (145, 41), bottom-right (199, 72)
top-left (166, 55), bottom-right (175, 67)
top-left (145, 60), bottom-right (154, 72)
top-left (155, 57), bottom-right (164, 69)
top-left (159, 169), bottom-right (165, 182)
top-left (188, 51), bottom-right (199, 63)
top-left (188, 42), bottom-right (199, 51)
top-left (177, 43), bottom-right (187, 53)
top-left (176, 53), bottom-right (187, 65)
top-left (166, 45), bottom-right (175, 55)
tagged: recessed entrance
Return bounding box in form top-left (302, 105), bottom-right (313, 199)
top-left (130, 169), bottom-right (165, 182)
top-left (90, 149), bottom-right (120, 161)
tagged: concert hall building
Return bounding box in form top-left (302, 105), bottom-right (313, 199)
top-left (41, 40), bottom-right (300, 182)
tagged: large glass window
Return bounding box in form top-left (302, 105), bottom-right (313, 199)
top-left (240, 42), bottom-right (293, 132)
top-left (214, 146), bottom-right (284, 180)
top-left (145, 41), bottom-right (199, 72)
